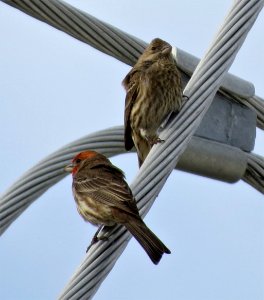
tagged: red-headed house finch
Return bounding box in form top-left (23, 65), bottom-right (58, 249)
top-left (65, 150), bottom-right (170, 264)
top-left (123, 37), bottom-right (183, 166)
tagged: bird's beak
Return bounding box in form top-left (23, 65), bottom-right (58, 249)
top-left (162, 45), bottom-right (172, 55)
top-left (64, 163), bottom-right (74, 173)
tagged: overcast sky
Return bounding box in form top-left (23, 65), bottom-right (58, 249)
top-left (0, 1), bottom-right (263, 299)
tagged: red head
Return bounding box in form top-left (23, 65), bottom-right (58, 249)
top-left (65, 150), bottom-right (100, 175)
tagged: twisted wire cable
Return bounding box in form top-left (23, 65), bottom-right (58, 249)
top-left (2, 0), bottom-right (144, 65)
top-left (57, 1), bottom-right (264, 299)
top-left (243, 152), bottom-right (264, 193)
top-left (2, 0), bottom-right (264, 131)
top-left (247, 95), bottom-right (264, 129)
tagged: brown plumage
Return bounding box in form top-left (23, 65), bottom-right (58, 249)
top-left (123, 37), bottom-right (183, 166)
top-left (65, 150), bottom-right (170, 264)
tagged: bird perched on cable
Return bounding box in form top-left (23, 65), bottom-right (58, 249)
top-left (65, 150), bottom-right (170, 264)
top-left (123, 37), bottom-right (183, 166)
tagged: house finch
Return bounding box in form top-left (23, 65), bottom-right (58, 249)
top-left (65, 150), bottom-right (170, 264)
top-left (123, 37), bottom-right (183, 166)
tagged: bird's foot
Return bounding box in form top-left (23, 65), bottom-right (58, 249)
top-left (182, 94), bottom-right (189, 101)
top-left (147, 136), bottom-right (165, 146)
top-left (86, 226), bottom-right (109, 253)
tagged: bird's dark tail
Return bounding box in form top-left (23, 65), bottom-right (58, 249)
top-left (125, 220), bottom-right (171, 264)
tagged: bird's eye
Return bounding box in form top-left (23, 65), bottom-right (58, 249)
top-left (75, 158), bottom-right (81, 164)
top-left (151, 46), bottom-right (156, 51)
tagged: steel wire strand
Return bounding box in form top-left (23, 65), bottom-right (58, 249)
top-left (57, 1), bottom-right (263, 299)
top-left (243, 152), bottom-right (264, 193)
top-left (248, 96), bottom-right (264, 129)
top-left (3, 0), bottom-right (145, 65)
top-left (2, 0), bottom-right (263, 126)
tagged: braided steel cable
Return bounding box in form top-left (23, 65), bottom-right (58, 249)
top-left (243, 152), bottom-right (264, 193)
top-left (247, 96), bottom-right (264, 129)
top-left (2, 0), bottom-right (264, 131)
top-left (57, 1), bottom-right (264, 299)
top-left (1, 0), bottom-right (144, 65)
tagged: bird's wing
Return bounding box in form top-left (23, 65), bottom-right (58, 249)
top-left (124, 84), bottom-right (137, 150)
top-left (123, 61), bottom-right (155, 151)
top-left (123, 71), bottom-right (139, 151)
top-left (73, 165), bottom-right (140, 216)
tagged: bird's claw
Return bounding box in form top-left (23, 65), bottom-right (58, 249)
top-left (149, 137), bottom-right (165, 146)
top-left (86, 227), bottom-right (109, 253)
top-left (182, 94), bottom-right (189, 101)
top-left (86, 235), bottom-right (98, 253)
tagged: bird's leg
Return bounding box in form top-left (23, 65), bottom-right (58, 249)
top-left (86, 225), bottom-right (110, 252)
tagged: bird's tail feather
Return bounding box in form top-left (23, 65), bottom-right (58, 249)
top-left (125, 220), bottom-right (171, 264)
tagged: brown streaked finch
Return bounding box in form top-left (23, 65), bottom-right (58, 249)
top-left (65, 150), bottom-right (170, 264)
top-left (123, 37), bottom-right (183, 166)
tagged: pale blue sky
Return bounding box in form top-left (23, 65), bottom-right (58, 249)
top-left (0, 1), bottom-right (263, 299)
